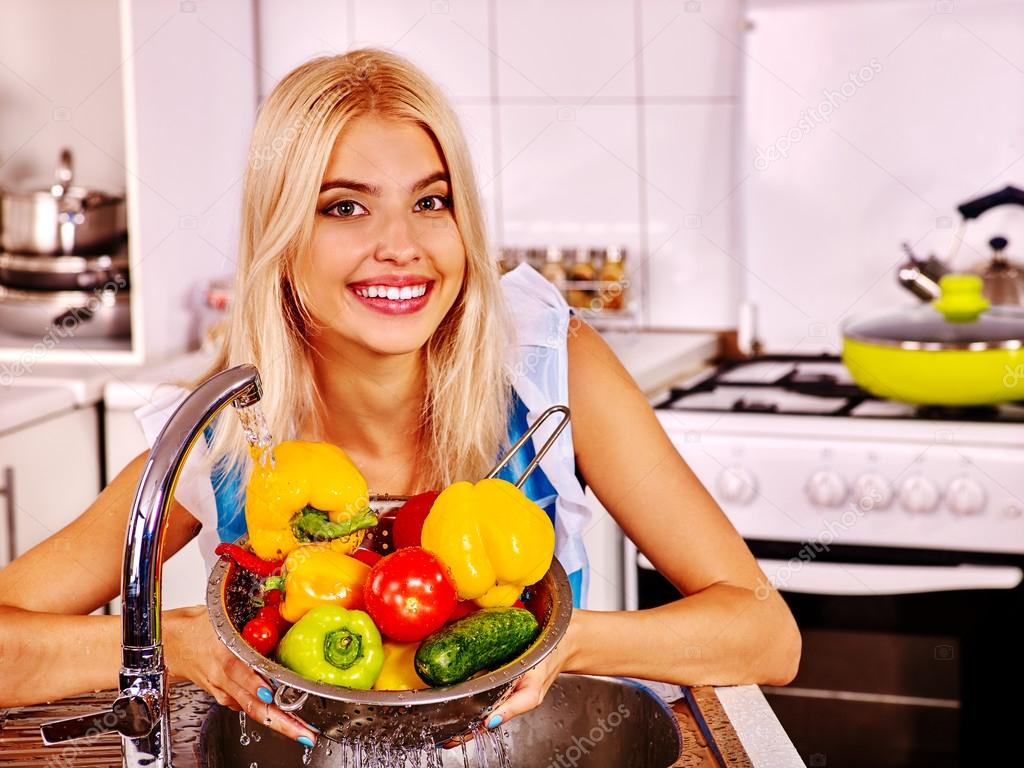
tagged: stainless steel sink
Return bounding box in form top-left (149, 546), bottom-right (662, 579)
top-left (200, 674), bottom-right (682, 767)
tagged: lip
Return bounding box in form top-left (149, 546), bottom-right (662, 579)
top-left (348, 281), bottom-right (434, 316)
top-left (347, 274), bottom-right (435, 288)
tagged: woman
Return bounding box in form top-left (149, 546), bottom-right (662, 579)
top-left (0, 49), bottom-right (799, 749)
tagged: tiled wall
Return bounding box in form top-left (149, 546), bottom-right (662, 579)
top-left (257, 0), bottom-right (745, 329)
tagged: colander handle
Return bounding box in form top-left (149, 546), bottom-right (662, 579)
top-left (485, 404), bottom-right (571, 489)
top-left (273, 685), bottom-right (309, 713)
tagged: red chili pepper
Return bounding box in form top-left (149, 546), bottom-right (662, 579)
top-left (242, 616), bottom-right (279, 656)
top-left (350, 548), bottom-right (383, 567)
top-left (215, 543), bottom-right (283, 577)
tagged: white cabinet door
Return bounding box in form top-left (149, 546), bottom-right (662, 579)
top-left (0, 408), bottom-right (101, 567)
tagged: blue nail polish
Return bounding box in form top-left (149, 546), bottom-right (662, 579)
top-left (487, 714), bottom-right (503, 729)
top-left (257, 687), bottom-right (273, 704)
top-left (297, 735), bottom-right (314, 748)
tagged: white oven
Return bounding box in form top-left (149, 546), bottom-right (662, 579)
top-left (628, 355), bottom-right (1024, 768)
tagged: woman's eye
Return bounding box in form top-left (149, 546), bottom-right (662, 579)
top-left (414, 194), bottom-right (451, 212)
top-left (323, 199), bottom-right (369, 218)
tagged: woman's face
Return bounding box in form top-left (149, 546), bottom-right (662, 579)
top-left (301, 115), bottom-right (466, 357)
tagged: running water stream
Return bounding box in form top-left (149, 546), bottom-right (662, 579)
top-left (236, 712), bottom-right (513, 768)
top-left (236, 401), bottom-right (276, 467)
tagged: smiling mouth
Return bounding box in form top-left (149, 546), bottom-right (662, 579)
top-left (347, 281), bottom-right (434, 315)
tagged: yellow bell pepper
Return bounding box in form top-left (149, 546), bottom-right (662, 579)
top-left (373, 641), bottom-right (429, 691)
top-left (277, 542), bottom-right (371, 624)
top-left (245, 440), bottom-right (375, 560)
top-left (420, 478), bottom-right (555, 608)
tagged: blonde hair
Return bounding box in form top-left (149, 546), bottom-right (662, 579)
top-left (204, 49), bottom-right (512, 493)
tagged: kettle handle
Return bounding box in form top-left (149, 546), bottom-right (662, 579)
top-left (957, 185), bottom-right (1024, 220)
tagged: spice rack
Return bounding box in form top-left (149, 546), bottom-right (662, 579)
top-left (499, 246), bottom-right (639, 326)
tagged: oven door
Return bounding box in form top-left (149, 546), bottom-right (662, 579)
top-left (630, 541), bottom-right (1024, 768)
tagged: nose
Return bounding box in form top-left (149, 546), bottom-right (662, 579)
top-left (374, 212), bottom-right (420, 266)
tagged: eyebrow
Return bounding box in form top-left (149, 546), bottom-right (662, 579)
top-left (318, 170), bottom-right (449, 196)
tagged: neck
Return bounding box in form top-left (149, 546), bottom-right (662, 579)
top-left (307, 334), bottom-right (427, 464)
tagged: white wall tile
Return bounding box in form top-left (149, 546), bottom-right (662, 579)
top-left (257, 0), bottom-right (353, 98)
top-left (641, 0), bottom-right (742, 101)
top-left (497, 104), bottom-right (641, 253)
top-left (352, 0), bottom-right (492, 103)
top-left (494, 0), bottom-right (637, 102)
top-left (644, 105), bottom-right (739, 328)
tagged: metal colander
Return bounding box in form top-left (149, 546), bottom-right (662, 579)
top-left (205, 503), bottom-right (573, 747)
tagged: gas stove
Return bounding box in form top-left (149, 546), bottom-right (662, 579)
top-left (652, 355), bottom-right (1024, 557)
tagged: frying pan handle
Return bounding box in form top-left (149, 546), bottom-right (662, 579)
top-left (957, 185), bottom-right (1024, 220)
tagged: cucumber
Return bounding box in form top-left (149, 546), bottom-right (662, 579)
top-left (415, 607), bottom-right (540, 686)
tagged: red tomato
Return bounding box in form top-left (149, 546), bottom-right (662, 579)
top-left (242, 616), bottom-right (279, 656)
top-left (364, 547), bottom-right (457, 642)
top-left (392, 491), bottom-right (440, 549)
top-left (254, 604), bottom-right (289, 633)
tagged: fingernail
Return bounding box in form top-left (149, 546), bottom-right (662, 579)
top-left (297, 735), bottom-right (314, 748)
top-left (257, 687), bottom-right (273, 704)
top-left (487, 714), bottom-right (503, 729)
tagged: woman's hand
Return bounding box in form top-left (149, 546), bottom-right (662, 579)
top-left (444, 614), bottom-right (580, 747)
top-left (164, 606), bottom-right (317, 748)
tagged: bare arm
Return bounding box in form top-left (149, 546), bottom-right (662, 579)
top-left (0, 452), bottom-right (199, 705)
top-left (563, 320), bottom-right (800, 686)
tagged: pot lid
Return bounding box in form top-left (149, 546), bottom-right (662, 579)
top-left (2, 148), bottom-right (123, 205)
top-left (845, 274), bottom-right (1024, 350)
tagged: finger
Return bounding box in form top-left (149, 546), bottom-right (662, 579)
top-left (487, 671), bottom-right (549, 727)
top-left (228, 682), bottom-right (317, 747)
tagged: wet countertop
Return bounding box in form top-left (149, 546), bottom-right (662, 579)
top-left (0, 681), bottom-right (802, 767)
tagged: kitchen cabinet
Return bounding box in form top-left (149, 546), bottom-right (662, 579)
top-left (0, 407), bottom-right (101, 568)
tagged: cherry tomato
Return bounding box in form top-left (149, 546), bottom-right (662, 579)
top-left (364, 547), bottom-right (457, 642)
top-left (392, 491), bottom-right (440, 549)
top-left (263, 589), bottom-right (282, 607)
top-left (242, 616), bottom-right (279, 656)
top-left (254, 604), bottom-right (289, 633)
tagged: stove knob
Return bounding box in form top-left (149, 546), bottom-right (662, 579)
top-left (852, 473), bottom-right (894, 512)
top-left (805, 470), bottom-right (848, 508)
top-left (716, 465), bottom-right (758, 505)
top-left (945, 476), bottom-right (987, 516)
top-left (899, 476), bottom-right (940, 514)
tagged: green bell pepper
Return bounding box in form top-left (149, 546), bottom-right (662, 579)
top-left (276, 605), bottom-right (384, 689)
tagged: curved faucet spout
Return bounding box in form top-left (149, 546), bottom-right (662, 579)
top-left (122, 364), bottom-right (262, 650)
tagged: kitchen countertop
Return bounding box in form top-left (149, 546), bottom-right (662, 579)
top-left (0, 681), bottom-right (799, 767)
top-left (0, 382), bottom-right (75, 435)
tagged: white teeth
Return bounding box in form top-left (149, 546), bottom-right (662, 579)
top-left (354, 283), bottom-right (430, 300)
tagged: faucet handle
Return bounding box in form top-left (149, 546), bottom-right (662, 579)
top-left (40, 692), bottom-right (157, 745)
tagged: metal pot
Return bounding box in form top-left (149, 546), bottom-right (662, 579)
top-left (0, 250), bottom-right (130, 292)
top-left (0, 284), bottom-right (130, 339)
top-left (1, 148), bottom-right (126, 255)
top-left (842, 274), bottom-right (1024, 406)
top-left (206, 507), bottom-right (574, 748)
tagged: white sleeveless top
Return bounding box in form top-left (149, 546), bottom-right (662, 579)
top-left (135, 263), bottom-right (592, 607)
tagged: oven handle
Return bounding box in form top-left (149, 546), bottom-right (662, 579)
top-left (635, 551), bottom-right (1023, 595)
top-left (755, 558), bottom-right (1023, 596)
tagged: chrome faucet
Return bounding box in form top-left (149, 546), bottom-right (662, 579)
top-left (40, 364), bottom-right (263, 768)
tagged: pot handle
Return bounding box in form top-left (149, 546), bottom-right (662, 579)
top-left (957, 185), bottom-right (1024, 220)
top-left (53, 148), bottom-right (73, 198)
top-left (50, 304), bottom-right (95, 331)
